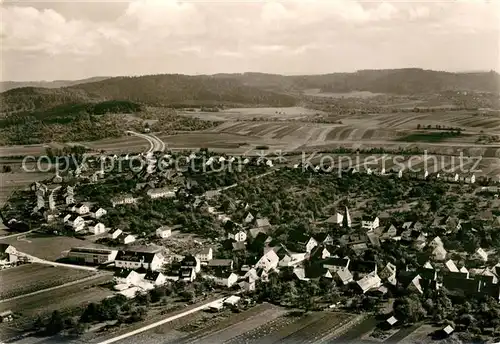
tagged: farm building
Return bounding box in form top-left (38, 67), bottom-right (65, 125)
top-left (115, 250), bottom-right (163, 271)
top-left (68, 247), bottom-right (118, 264)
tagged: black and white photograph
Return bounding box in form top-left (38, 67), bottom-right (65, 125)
top-left (0, 0), bottom-right (499, 343)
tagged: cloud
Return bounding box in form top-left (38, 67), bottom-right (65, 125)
top-left (1, 0), bottom-right (499, 80)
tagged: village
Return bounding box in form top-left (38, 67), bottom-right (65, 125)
top-left (2, 148), bottom-right (500, 342)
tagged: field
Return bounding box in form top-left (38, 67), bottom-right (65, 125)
top-left (0, 233), bottom-right (109, 261)
top-left (0, 263), bottom-right (97, 300)
top-left (0, 273), bottom-right (113, 339)
top-left (180, 107), bottom-right (322, 122)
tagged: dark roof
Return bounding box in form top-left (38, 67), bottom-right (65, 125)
top-left (212, 270), bottom-right (235, 279)
top-left (315, 233), bottom-right (332, 243)
top-left (181, 255), bottom-right (198, 267)
top-left (115, 250), bottom-right (157, 263)
top-left (144, 271), bottom-right (162, 281)
top-left (323, 257), bottom-right (349, 267)
top-left (114, 269), bottom-right (134, 278)
top-left (350, 260), bottom-right (376, 274)
top-left (180, 268), bottom-right (194, 278)
top-left (0, 243), bottom-right (12, 253)
top-left (70, 247), bottom-right (113, 255)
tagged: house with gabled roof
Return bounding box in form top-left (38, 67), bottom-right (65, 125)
top-left (445, 259), bottom-right (459, 272)
top-left (356, 272), bottom-right (382, 294)
top-left (361, 216), bottom-right (380, 231)
top-left (65, 214), bottom-right (85, 232)
top-left (196, 247), bottom-right (213, 264)
top-left (473, 247), bottom-right (488, 262)
top-left (333, 267), bottom-right (353, 285)
top-left (71, 203), bottom-right (89, 215)
top-left (255, 249), bottom-right (279, 272)
top-left (115, 250), bottom-right (163, 271)
top-left (144, 271), bottom-right (167, 286)
top-left (205, 270), bottom-right (238, 288)
top-left (379, 262), bottom-right (397, 286)
top-left (431, 245), bottom-right (447, 261)
top-left (90, 206), bottom-right (107, 219)
top-left (323, 257), bottom-right (350, 272)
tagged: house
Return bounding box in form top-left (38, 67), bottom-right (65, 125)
top-left (68, 247), bottom-right (118, 264)
top-left (0, 244), bottom-right (18, 264)
top-left (71, 203), bottom-right (89, 215)
top-left (356, 273), bottom-right (382, 293)
top-left (147, 187), bottom-right (177, 199)
top-left (255, 250), bottom-right (279, 272)
top-left (65, 195), bottom-right (75, 205)
top-left (115, 250), bottom-right (163, 271)
top-left (65, 214), bottom-right (85, 232)
top-left (442, 325), bottom-right (455, 337)
top-left (90, 206), bottom-right (107, 219)
top-left (315, 233), bottom-right (334, 246)
top-left (333, 267), bottom-right (353, 285)
top-left (243, 212), bottom-right (255, 224)
top-left (207, 259), bottom-right (234, 271)
top-left (89, 222), bottom-right (107, 235)
top-left (379, 262), bottom-right (397, 286)
top-left (156, 226), bottom-right (172, 239)
top-left (386, 316), bottom-right (398, 327)
top-left (180, 267), bottom-right (197, 282)
top-left (429, 236), bottom-right (444, 249)
top-left (279, 252), bottom-right (307, 267)
top-left (196, 247), bottom-right (213, 264)
top-left (381, 224), bottom-right (400, 241)
top-left (119, 234), bottom-right (136, 245)
top-left (326, 213), bottom-right (344, 226)
top-left (181, 255), bottom-right (201, 273)
top-left (361, 216), bottom-right (380, 230)
top-left (0, 310), bottom-right (14, 323)
top-left (255, 217), bottom-right (271, 230)
top-left (228, 229), bottom-right (247, 242)
top-left (114, 269), bottom-right (143, 285)
top-left (463, 173), bottom-right (476, 184)
top-left (238, 276), bottom-right (256, 292)
top-left (144, 271), bottom-right (167, 286)
top-left (305, 237), bottom-right (318, 253)
top-left (431, 245), bottom-right (447, 261)
top-left (111, 229), bottom-right (123, 239)
top-left (111, 195), bottom-right (137, 207)
top-left (473, 247), bottom-right (488, 262)
top-left (206, 271), bottom-right (238, 288)
top-left (443, 172), bottom-right (459, 183)
top-left (323, 257), bottom-right (350, 272)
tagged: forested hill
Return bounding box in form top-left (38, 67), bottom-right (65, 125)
top-left (2, 69), bottom-right (498, 115)
top-left (214, 69), bottom-right (500, 94)
top-left (0, 77), bottom-right (109, 92)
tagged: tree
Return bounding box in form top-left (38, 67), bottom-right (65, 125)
top-left (45, 310), bottom-right (65, 335)
top-left (394, 295), bottom-right (426, 324)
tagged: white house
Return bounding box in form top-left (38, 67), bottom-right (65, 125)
top-left (279, 252), bottom-right (307, 267)
top-left (255, 250), bottom-right (279, 272)
top-left (473, 248), bottom-right (488, 262)
top-left (91, 207), bottom-right (107, 219)
top-left (71, 203), bottom-right (89, 215)
top-left (195, 247), bottom-right (213, 264)
top-left (120, 234), bottom-right (136, 245)
top-left (115, 250), bottom-right (163, 271)
top-left (156, 226), bottom-right (172, 239)
top-left (356, 273), bottom-right (382, 294)
top-left (228, 229), bottom-right (247, 242)
top-left (206, 271), bottom-right (239, 288)
top-left (144, 271), bottom-right (167, 286)
top-left (0, 244), bottom-right (19, 264)
top-left (244, 212), bottom-right (255, 224)
top-left (147, 187), bottom-right (177, 199)
top-left (305, 237), bottom-right (318, 253)
top-left (111, 229), bottom-right (123, 239)
top-left (326, 213), bottom-right (344, 226)
top-left (362, 216), bottom-right (380, 230)
top-left (65, 214), bottom-right (85, 232)
top-left (114, 269), bottom-right (144, 285)
top-left (65, 195), bottom-right (75, 205)
top-left (89, 222), bottom-right (107, 235)
top-left (432, 246), bottom-right (447, 261)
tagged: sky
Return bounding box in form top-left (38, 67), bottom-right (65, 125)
top-left (1, 0), bottom-right (499, 81)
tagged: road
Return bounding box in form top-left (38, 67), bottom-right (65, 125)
top-left (0, 230), bottom-right (34, 240)
top-left (125, 131), bottom-right (166, 153)
top-left (94, 297), bottom-right (226, 344)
